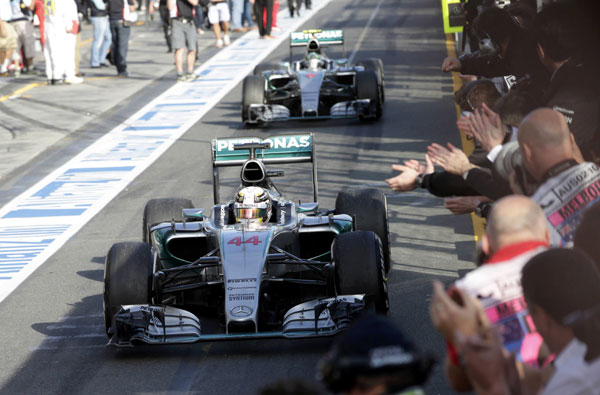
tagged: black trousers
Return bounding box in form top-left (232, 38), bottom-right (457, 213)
top-left (159, 5), bottom-right (172, 51)
top-left (109, 19), bottom-right (131, 73)
top-left (253, 0), bottom-right (274, 37)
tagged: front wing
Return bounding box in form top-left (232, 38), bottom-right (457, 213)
top-left (107, 295), bottom-right (366, 347)
top-left (245, 100), bottom-right (377, 124)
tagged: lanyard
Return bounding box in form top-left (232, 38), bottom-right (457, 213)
top-left (540, 159), bottom-right (578, 183)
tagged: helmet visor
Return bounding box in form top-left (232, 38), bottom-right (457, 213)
top-left (235, 204), bottom-right (268, 221)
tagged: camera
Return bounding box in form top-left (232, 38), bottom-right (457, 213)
top-left (493, 141), bottom-right (538, 196)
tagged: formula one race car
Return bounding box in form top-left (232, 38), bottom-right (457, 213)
top-left (241, 29), bottom-right (385, 125)
top-left (103, 133), bottom-right (391, 346)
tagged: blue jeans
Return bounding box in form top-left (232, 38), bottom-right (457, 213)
top-left (230, 0), bottom-right (253, 29)
top-left (90, 16), bottom-right (112, 67)
top-left (109, 19), bottom-right (130, 73)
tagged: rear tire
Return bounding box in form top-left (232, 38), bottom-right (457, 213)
top-left (143, 198), bottom-right (194, 243)
top-left (336, 188), bottom-right (391, 273)
top-left (103, 242), bottom-right (154, 336)
top-left (356, 70), bottom-right (382, 120)
top-left (357, 58), bottom-right (385, 102)
top-left (333, 231), bottom-right (389, 314)
top-left (242, 75), bottom-right (265, 123)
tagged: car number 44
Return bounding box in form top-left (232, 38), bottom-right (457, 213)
top-left (228, 236), bottom-right (262, 246)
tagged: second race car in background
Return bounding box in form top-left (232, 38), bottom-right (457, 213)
top-left (242, 29), bottom-right (385, 125)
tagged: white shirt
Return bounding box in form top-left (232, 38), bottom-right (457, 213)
top-left (543, 338), bottom-right (600, 395)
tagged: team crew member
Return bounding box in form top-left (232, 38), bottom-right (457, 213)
top-left (533, 3), bottom-right (600, 163)
top-left (10, 0), bottom-right (35, 73)
top-left (85, 0), bottom-right (112, 68)
top-left (106, 0), bottom-right (135, 77)
top-left (441, 6), bottom-right (550, 92)
top-left (253, 0), bottom-right (274, 39)
top-left (0, 0), bottom-right (17, 76)
top-left (43, 0), bottom-right (81, 84)
top-left (168, 0), bottom-right (197, 81)
top-left (208, 0), bottom-right (229, 48)
top-left (149, 0), bottom-right (172, 52)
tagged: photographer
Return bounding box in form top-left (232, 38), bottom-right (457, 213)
top-left (430, 195), bottom-right (549, 392)
top-left (517, 108), bottom-right (600, 246)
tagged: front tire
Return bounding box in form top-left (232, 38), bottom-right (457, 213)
top-left (357, 58), bottom-right (385, 102)
top-left (103, 242), bottom-right (154, 336)
top-left (336, 188), bottom-right (391, 273)
top-left (333, 231), bottom-right (389, 315)
top-left (356, 70), bottom-right (382, 120)
top-left (143, 198), bottom-right (194, 243)
top-left (242, 75), bottom-right (265, 123)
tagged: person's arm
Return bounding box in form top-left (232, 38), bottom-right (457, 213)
top-left (465, 167), bottom-right (511, 201)
top-left (187, 0), bottom-right (198, 6)
top-left (444, 354), bottom-right (474, 392)
top-left (458, 52), bottom-right (511, 79)
top-left (421, 171), bottom-right (480, 197)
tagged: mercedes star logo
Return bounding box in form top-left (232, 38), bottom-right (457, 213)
top-left (230, 305), bottom-right (253, 317)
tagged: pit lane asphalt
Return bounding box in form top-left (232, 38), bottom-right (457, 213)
top-left (0, 0), bottom-right (476, 393)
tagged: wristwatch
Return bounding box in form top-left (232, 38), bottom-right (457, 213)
top-left (415, 173), bottom-right (424, 189)
top-left (474, 201), bottom-right (491, 218)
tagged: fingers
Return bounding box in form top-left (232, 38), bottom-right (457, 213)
top-left (391, 164), bottom-right (407, 171)
top-left (425, 153), bottom-right (434, 173)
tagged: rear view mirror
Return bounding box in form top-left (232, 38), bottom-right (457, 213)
top-left (183, 208), bottom-right (204, 220)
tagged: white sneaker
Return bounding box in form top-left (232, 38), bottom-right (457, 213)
top-left (223, 34), bottom-right (230, 46)
top-left (216, 39), bottom-right (224, 48)
top-left (64, 76), bottom-right (84, 84)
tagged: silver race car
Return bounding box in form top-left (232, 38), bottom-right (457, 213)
top-left (242, 30), bottom-right (385, 125)
top-left (103, 133), bottom-right (390, 346)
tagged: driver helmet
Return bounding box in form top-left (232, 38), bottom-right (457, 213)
top-left (305, 52), bottom-right (322, 70)
top-left (234, 186), bottom-right (272, 223)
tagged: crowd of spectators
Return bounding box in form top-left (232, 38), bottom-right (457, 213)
top-left (384, 0), bottom-right (600, 394)
top-left (0, 0), bottom-right (309, 83)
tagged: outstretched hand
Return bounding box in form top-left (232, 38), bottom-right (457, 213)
top-left (403, 154), bottom-right (434, 175)
top-left (427, 143), bottom-right (474, 176)
top-left (385, 163), bottom-right (419, 192)
top-left (468, 103), bottom-right (505, 152)
top-left (386, 155), bottom-right (435, 191)
top-left (444, 196), bottom-right (487, 215)
top-left (442, 57), bottom-right (461, 72)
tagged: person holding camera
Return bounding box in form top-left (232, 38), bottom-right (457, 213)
top-left (168, 0), bottom-right (198, 81)
top-left (517, 108), bottom-right (600, 247)
top-left (430, 195), bottom-right (549, 393)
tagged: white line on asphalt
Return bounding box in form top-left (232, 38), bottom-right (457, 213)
top-left (0, 0), bottom-right (334, 304)
top-left (348, 0), bottom-right (386, 64)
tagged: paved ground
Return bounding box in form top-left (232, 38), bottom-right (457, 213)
top-left (0, 0), bottom-right (476, 393)
top-left (0, 17), bottom-right (244, 204)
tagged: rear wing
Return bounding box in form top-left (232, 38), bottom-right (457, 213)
top-left (289, 30), bottom-right (345, 64)
top-left (211, 133), bottom-right (318, 204)
top-left (289, 29), bottom-right (344, 47)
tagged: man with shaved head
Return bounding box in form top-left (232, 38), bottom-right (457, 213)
top-left (434, 195), bottom-right (549, 392)
top-left (518, 108), bottom-right (600, 246)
